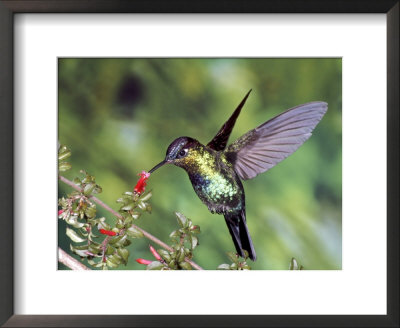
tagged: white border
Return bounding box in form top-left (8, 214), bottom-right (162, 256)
top-left (14, 14), bottom-right (386, 315)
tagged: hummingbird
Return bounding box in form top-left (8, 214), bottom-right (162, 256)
top-left (149, 90), bottom-right (327, 261)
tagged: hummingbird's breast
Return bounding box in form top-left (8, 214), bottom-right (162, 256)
top-left (186, 148), bottom-right (244, 215)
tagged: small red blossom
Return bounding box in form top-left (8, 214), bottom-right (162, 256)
top-left (58, 209), bottom-right (64, 216)
top-left (149, 245), bottom-right (162, 261)
top-left (136, 258), bottom-right (152, 265)
top-left (134, 171), bottom-right (151, 194)
top-left (99, 228), bottom-right (117, 236)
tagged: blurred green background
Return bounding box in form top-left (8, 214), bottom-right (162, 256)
top-left (58, 58), bottom-right (342, 270)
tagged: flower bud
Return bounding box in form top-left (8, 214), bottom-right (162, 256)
top-left (136, 258), bottom-right (152, 265)
top-left (99, 228), bottom-right (117, 236)
top-left (149, 245), bottom-right (162, 261)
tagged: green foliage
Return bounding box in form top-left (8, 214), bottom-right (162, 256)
top-left (289, 257), bottom-right (304, 270)
top-left (58, 148), bottom-right (156, 270)
top-left (58, 144), bottom-right (71, 172)
top-left (117, 191), bottom-right (152, 222)
top-left (217, 251), bottom-right (251, 270)
top-left (138, 213), bottom-right (201, 270)
top-left (166, 212), bottom-right (200, 269)
top-left (73, 170), bottom-right (102, 195)
top-left (170, 212), bottom-right (200, 251)
top-left (58, 145), bottom-right (203, 270)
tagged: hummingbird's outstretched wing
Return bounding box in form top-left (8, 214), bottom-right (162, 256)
top-left (207, 90), bottom-right (252, 151)
top-left (225, 102), bottom-right (328, 180)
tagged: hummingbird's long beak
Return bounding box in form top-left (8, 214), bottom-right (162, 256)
top-left (148, 160), bottom-right (167, 173)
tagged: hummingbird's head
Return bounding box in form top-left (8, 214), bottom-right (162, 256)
top-left (149, 136), bottom-right (201, 173)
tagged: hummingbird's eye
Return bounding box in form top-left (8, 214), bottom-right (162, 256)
top-left (177, 149), bottom-right (188, 158)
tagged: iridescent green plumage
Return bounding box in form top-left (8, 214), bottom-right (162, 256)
top-left (176, 144), bottom-right (243, 214)
top-left (149, 90), bottom-right (327, 261)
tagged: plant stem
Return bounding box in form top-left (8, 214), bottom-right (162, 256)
top-left (59, 175), bottom-right (203, 270)
top-left (101, 235), bottom-right (111, 263)
top-left (58, 247), bottom-right (91, 271)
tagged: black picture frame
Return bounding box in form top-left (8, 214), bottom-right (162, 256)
top-left (0, 1), bottom-right (398, 327)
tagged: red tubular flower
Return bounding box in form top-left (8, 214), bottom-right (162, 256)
top-left (149, 245), bottom-right (162, 261)
top-left (99, 228), bottom-right (117, 236)
top-left (58, 209), bottom-right (64, 216)
top-left (134, 171), bottom-right (150, 194)
top-left (136, 258), bottom-right (152, 265)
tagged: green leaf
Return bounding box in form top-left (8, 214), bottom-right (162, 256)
top-left (122, 238), bottom-right (131, 247)
top-left (217, 264), bottom-right (230, 270)
top-left (117, 248), bottom-right (129, 264)
top-left (116, 219), bottom-right (124, 229)
top-left (227, 252), bottom-right (238, 263)
top-left (58, 150), bottom-right (71, 161)
top-left (58, 144), bottom-right (68, 152)
top-left (177, 248), bottom-right (185, 263)
top-left (175, 212), bottom-right (187, 228)
top-left (158, 249), bottom-right (171, 262)
top-left (140, 192), bottom-right (152, 202)
top-left (179, 262), bottom-right (192, 270)
top-left (131, 211), bottom-right (141, 220)
top-left (71, 221), bottom-right (85, 229)
top-left (113, 234), bottom-right (128, 247)
top-left (121, 203), bottom-right (135, 211)
top-left (169, 230), bottom-right (179, 239)
top-left (66, 215), bottom-right (78, 225)
top-left (109, 235), bottom-right (123, 245)
top-left (87, 259), bottom-right (96, 266)
top-left (83, 183), bottom-right (95, 196)
top-left (72, 245), bottom-right (89, 250)
top-left (84, 206), bottom-right (96, 219)
top-left (94, 261), bottom-right (104, 268)
top-left (126, 226), bottom-right (144, 238)
top-left (124, 216), bottom-right (134, 227)
top-left (137, 202), bottom-right (146, 211)
top-left (66, 227), bottom-right (86, 243)
top-left (58, 162), bottom-right (71, 172)
top-left (190, 235), bottom-right (198, 250)
top-left (108, 254), bottom-right (122, 265)
top-left (70, 244), bottom-right (88, 257)
top-left (145, 204), bottom-right (152, 214)
top-left (106, 258), bottom-right (119, 268)
top-left (97, 219), bottom-right (111, 230)
top-left (146, 261), bottom-right (164, 270)
top-left (93, 186), bottom-right (102, 194)
top-left (289, 258), bottom-right (298, 270)
top-left (105, 245), bottom-right (115, 255)
top-left (88, 241), bottom-right (101, 253)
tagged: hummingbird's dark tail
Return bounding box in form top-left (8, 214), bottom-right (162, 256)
top-left (224, 210), bottom-right (256, 261)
